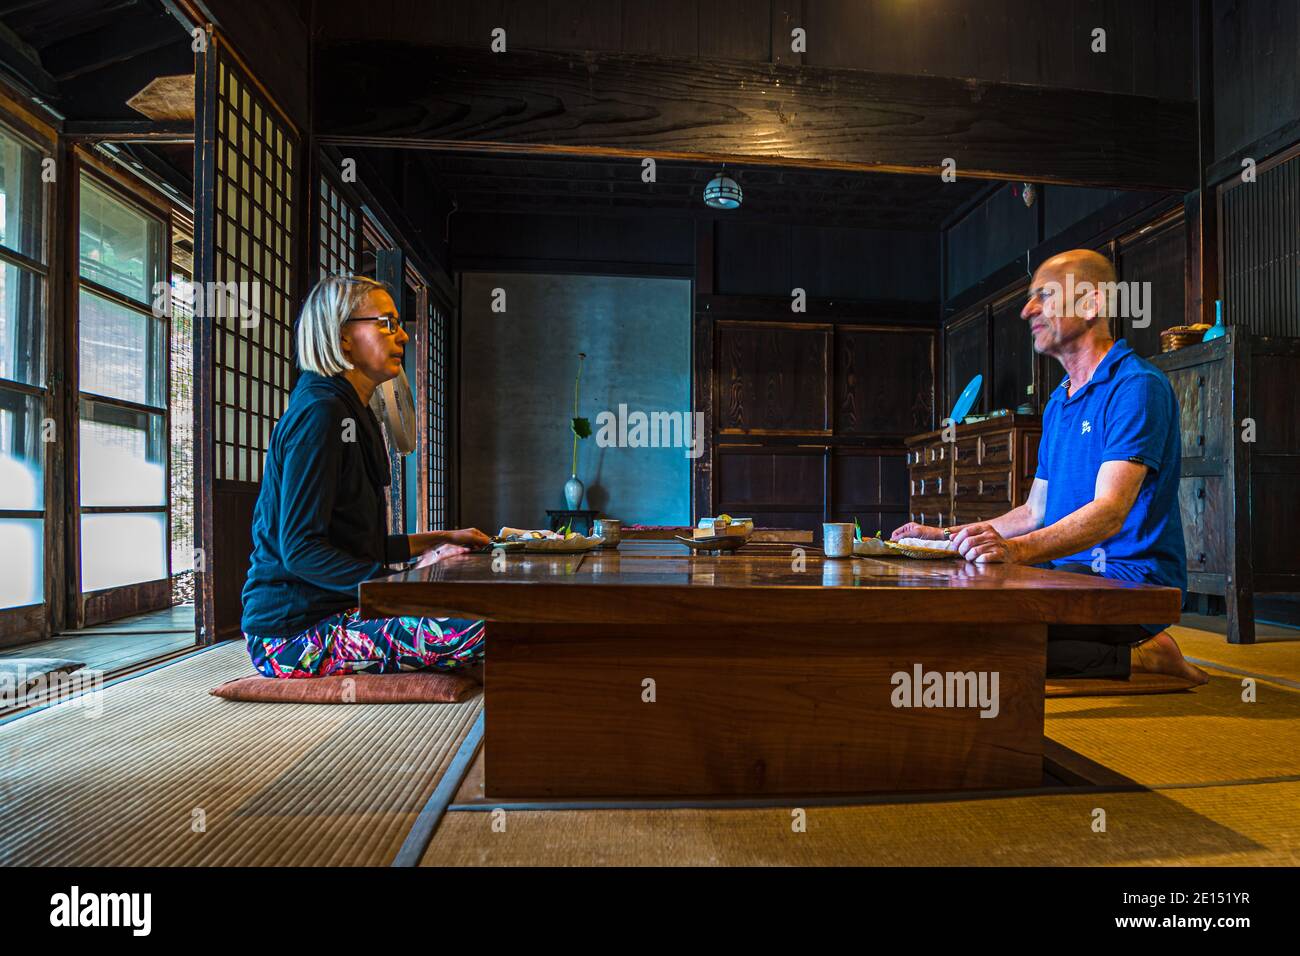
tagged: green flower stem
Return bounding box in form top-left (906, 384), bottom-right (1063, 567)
top-left (570, 354), bottom-right (585, 476)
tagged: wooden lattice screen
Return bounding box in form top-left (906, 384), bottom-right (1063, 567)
top-left (193, 34), bottom-right (301, 641)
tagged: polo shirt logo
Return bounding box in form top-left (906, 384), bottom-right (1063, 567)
top-left (1081, 419), bottom-right (1092, 435)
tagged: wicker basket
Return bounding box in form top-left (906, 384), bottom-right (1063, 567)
top-left (1160, 324), bottom-right (1212, 352)
top-left (883, 540), bottom-right (962, 560)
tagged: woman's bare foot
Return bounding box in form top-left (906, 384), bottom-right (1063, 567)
top-left (1132, 631), bottom-right (1209, 685)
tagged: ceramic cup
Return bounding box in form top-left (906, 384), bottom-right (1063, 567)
top-left (593, 518), bottom-right (622, 547)
top-left (823, 522), bottom-right (855, 559)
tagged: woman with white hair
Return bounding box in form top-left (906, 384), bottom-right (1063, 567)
top-left (241, 275), bottom-right (491, 678)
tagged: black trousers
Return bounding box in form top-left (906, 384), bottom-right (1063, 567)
top-left (1043, 563), bottom-right (1156, 679)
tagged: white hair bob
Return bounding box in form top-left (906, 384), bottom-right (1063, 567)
top-left (296, 274), bottom-right (395, 376)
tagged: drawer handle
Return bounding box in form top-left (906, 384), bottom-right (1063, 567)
top-left (1196, 486), bottom-right (1205, 499)
top-left (1198, 552), bottom-right (1207, 563)
top-left (1197, 435), bottom-right (1205, 446)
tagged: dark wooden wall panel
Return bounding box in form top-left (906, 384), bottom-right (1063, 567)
top-left (452, 212), bottom-right (695, 267)
top-left (947, 185), bottom-right (1037, 299)
top-left (1213, 0), bottom-right (1300, 163)
top-left (716, 450), bottom-right (823, 505)
top-left (717, 222), bottom-right (938, 300)
top-left (990, 289), bottom-right (1033, 412)
top-left (945, 310), bottom-right (989, 418)
top-left (1220, 151), bottom-right (1300, 338)
top-left (716, 323), bottom-right (830, 433)
top-left (835, 328), bottom-right (936, 437)
top-left (1116, 216), bottom-right (1186, 356)
top-left (211, 480), bottom-right (259, 641)
top-left (715, 221), bottom-right (791, 296)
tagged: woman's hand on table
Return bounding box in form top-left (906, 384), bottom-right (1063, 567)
top-left (444, 527), bottom-right (492, 549)
top-left (951, 523), bottom-right (1023, 564)
top-left (414, 543), bottom-right (471, 568)
top-left (891, 522), bottom-right (945, 542)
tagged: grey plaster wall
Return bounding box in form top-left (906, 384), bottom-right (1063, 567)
top-left (459, 273), bottom-right (692, 534)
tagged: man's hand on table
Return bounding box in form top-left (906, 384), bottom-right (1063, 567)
top-left (951, 523), bottom-right (1026, 564)
top-left (890, 523), bottom-right (946, 541)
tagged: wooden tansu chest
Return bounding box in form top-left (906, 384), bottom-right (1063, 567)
top-left (1149, 331), bottom-right (1300, 644)
top-left (904, 414), bottom-right (1042, 528)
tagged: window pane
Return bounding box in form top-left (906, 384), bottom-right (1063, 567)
top-left (0, 387), bottom-right (43, 509)
top-left (0, 518), bottom-right (42, 608)
top-left (0, 126), bottom-right (45, 260)
top-left (0, 256), bottom-right (44, 387)
top-left (79, 398), bottom-right (166, 506)
top-left (78, 177), bottom-right (163, 305)
top-left (80, 513), bottom-right (166, 591)
top-left (79, 289), bottom-right (165, 407)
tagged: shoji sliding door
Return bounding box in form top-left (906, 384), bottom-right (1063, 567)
top-left (193, 33), bottom-right (300, 642)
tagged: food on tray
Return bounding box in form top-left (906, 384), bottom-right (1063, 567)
top-left (853, 536), bottom-right (892, 555)
top-left (694, 515), bottom-right (754, 539)
top-left (495, 526), bottom-right (603, 551)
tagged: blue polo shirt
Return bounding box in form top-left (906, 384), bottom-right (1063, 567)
top-left (1035, 339), bottom-right (1186, 632)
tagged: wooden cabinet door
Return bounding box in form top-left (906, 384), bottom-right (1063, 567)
top-left (1165, 357), bottom-right (1227, 464)
top-left (1178, 475), bottom-right (1227, 574)
top-left (717, 322), bottom-right (830, 435)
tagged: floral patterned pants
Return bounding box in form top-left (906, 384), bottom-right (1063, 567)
top-left (244, 607), bottom-right (486, 678)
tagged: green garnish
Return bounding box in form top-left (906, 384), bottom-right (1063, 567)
top-left (854, 516), bottom-right (861, 542)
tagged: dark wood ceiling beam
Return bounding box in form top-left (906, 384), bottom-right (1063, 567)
top-left (43, 11), bottom-right (183, 81)
top-left (316, 43), bottom-right (1198, 191)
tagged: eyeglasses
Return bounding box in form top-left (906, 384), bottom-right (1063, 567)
top-left (345, 314), bottom-right (403, 335)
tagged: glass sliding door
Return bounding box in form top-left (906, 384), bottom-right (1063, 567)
top-left (76, 172), bottom-right (170, 624)
top-left (0, 121), bottom-right (49, 634)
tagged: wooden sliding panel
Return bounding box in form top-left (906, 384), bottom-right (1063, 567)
top-left (715, 321), bottom-right (830, 436)
top-left (989, 286), bottom-right (1032, 414)
top-left (1219, 146), bottom-right (1300, 338)
top-left (831, 325), bottom-right (935, 537)
top-left (834, 326), bottom-right (935, 439)
top-left (944, 307), bottom-right (988, 417)
top-left (715, 446), bottom-right (826, 538)
top-left (194, 34), bottom-right (300, 642)
top-left (1116, 213), bottom-right (1186, 357)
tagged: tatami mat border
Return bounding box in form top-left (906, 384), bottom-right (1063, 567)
top-left (1185, 656), bottom-right (1300, 692)
top-left (392, 710), bottom-right (485, 866)
top-left (444, 773), bottom-right (1300, 813)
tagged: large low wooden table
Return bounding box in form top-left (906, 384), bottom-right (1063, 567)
top-left (359, 541), bottom-right (1180, 798)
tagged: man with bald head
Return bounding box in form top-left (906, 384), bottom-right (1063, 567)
top-left (895, 249), bottom-right (1206, 684)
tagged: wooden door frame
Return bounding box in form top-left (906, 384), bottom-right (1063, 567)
top-left (0, 92), bottom-right (58, 646)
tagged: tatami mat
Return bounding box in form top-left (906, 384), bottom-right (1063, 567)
top-left (1171, 621), bottom-right (1300, 685)
top-left (0, 642), bottom-right (482, 866)
top-left (1044, 673), bottom-right (1300, 789)
top-left (420, 780), bottom-right (1300, 866)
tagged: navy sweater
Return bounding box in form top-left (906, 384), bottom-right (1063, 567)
top-left (241, 371), bottom-right (410, 638)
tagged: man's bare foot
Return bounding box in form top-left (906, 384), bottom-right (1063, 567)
top-left (1132, 631), bottom-right (1209, 685)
